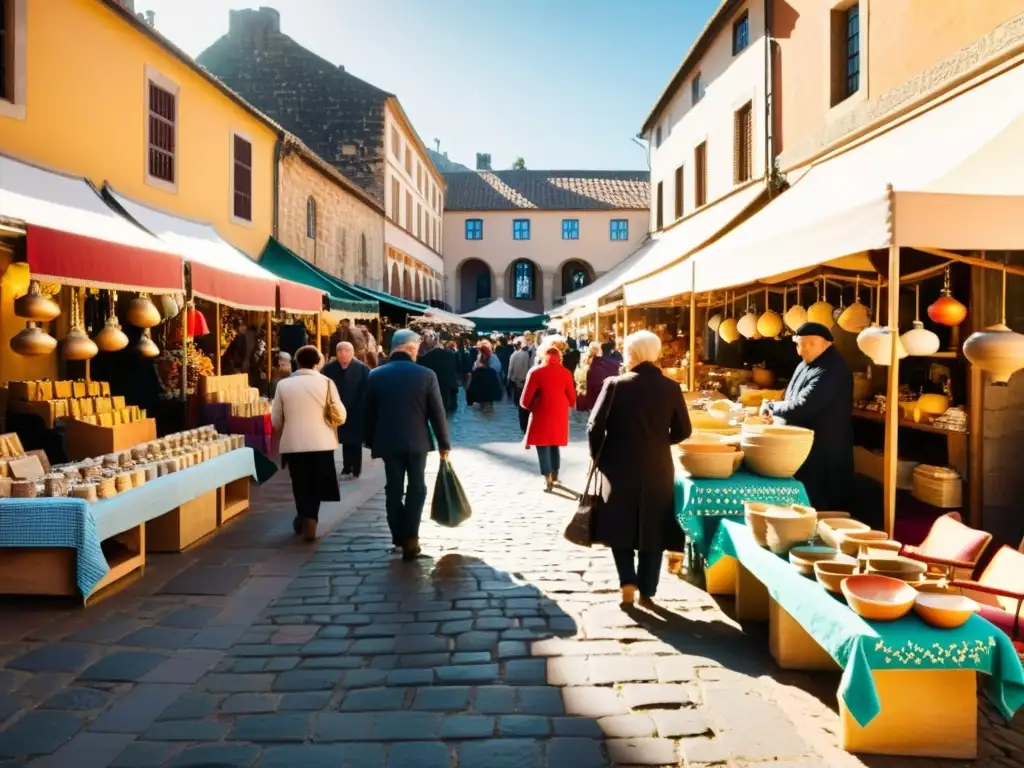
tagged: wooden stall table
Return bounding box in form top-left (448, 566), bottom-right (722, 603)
top-left (674, 468), bottom-right (808, 589)
top-left (706, 520), bottom-right (1024, 759)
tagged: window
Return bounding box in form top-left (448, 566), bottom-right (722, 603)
top-left (0, 0), bottom-right (25, 118)
top-left (147, 74), bottom-right (177, 187)
top-left (655, 124), bottom-right (662, 149)
top-left (732, 11), bottom-right (749, 55)
top-left (404, 148), bottom-right (412, 175)
top-left (513, 219), bottom-right (531, 240)
top-left (306, 197), bottom-right (317, 239)
top-left (465, 218), bottom-right (483, 240)
top-left (417, 165), bottom-right (423, 192)
top-left (674, 165), bottom-right (684, 219)
top-left (390, 178), bottom-right (400, 222)
top-left (416, 203), bottom-right (422, 238)
top-left (229, 134), bottom-right (253, 222)
top-left (691, 72), bottom-right (704, 105)
top-left (831, 2), bottom-right (861, 105)
top-left (562, 262), bottom-right (591, 295)
top-left (391, 126), bottom-right (400, 157)
top-left (405, 191), bottom-right (412, 231)
top-left (734, 102), bottom-right (753, 184)
top-left (694, 142), bottom-right (708, 207)
top-left (360, 234), bottom-right (368, 280)
top-left (513, 260), bottom-right (534, 300)
top-left (571, 269), bottom-right (588, 290)
top-left (610, 219), bottom-right (629, 241)
top-left (655, 181), bottom-right (664, 230)
top-left (844, 3), bottom-right (860, 97)
top-left (562, 219), bottom-right (579, 240)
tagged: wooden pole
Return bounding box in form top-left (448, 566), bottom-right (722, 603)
top-left (623, 304), bottom-right (629, 338)
top-left (882, 245), bottom-right (901, 537)
top-left (214, 303), bottom-right (222, 375)
top-left (594, 308), bottom-right (599, 341)
top-left (265, 311), bottom-right (273, 386)
top-left (688, 261), bottom-right (697, 392)
top-left (181, 302), bottom-right (189, 402)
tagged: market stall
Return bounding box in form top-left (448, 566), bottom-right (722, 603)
top-left (461, 298), bottom-right (548, 335)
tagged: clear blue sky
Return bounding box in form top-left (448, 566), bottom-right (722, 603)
top-left (143, 0), bottom-right (720, 171)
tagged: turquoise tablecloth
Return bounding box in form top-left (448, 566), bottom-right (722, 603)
top-left (710, 520), bottom-right (1024, 727)
top-left (674, 470), bottom-right (808, 571)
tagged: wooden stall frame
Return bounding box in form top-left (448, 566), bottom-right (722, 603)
top-left (146, 489), bottom-right (218, 553)
top-left (218, 477), bottom-right (251, 525)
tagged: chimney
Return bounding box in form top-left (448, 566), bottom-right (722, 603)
top-left (144, 10), bottom-right (155, 27)
top-left (116, 0), bottom-right (136, 12)
top-left (228, 6), bottom-right (281, 47)
top-left (476, 153), bottom-right (492, 171)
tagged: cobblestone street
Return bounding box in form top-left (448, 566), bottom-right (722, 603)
top-left (0, 398), bottom-right (1021, 767)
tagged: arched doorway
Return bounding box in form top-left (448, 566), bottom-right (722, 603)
top-left (506, 259), bottom-right (543, 313)
top-left (457, 258), bottom-right (493, 313)
top-left (382, 261), bottom-right (389, 294)
top-left (561, 260), bottom-right (594, 296)
top-left (402, 269), bottom-right (413, 299)
top-left (390, 263), bottom-right (401, 297)
top-left (415, 273), bottom-right (422, 302)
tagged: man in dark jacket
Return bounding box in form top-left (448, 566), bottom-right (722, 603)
top-left (364, 329), bottom-right (451, 561)
top-left (417, 333), bottom-right (460, 413)
top-left (562, 338), bottom-right (581, 375)
top-left (322, 341), bottom-right (370, 479)
top-left (762, 322), bottom-right (853, 511)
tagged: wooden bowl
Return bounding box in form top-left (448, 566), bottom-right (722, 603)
top-left (841, 574), bottom-right (917, 621)
top-left (814, 559), bottom-right (858, 593)
top-left (913, 593), bottom-right (978, 629)
top-left (838, 530), bottom-right (890, 557)
top-left (678, 449), bottom-right (743, 480)
top-left (789, 545), bottom-right (839, 577)
top-left (816, 510), bottom-right (852, 521)
top-left (741, 436), bottom-right (814, 478)
top-left (819, 518), bottom-right (871, 549)
top-left (680, 434), bottom-right (739, 454)
top-left (864, 556), bottom-right (928, 584)
top-left (744, 502), bottom-right (771, 547)
top-left (764, 505), bottom-right (819, 554)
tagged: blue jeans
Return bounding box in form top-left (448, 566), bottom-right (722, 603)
top-left (383, 452), bottom-right (428, 545)
top-left (536, 446), bottom-right (560, 476)
top-left (612, 549), bottom-right (663, 597)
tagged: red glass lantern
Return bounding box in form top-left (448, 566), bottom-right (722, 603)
top-left (186, 306), bottom-right (210, 337)
top-left (927, 267), bottom-right (967, 327)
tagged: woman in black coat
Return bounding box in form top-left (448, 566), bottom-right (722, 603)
top-left (588, 330), bottom-right (691, 607)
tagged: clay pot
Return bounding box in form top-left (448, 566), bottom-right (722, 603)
top-left (901, 320), bottom-right (940, 356)
top-left (856, 324), bottom-right (907, 366)
top-left (837, 300), bottom-right (871, 334)
top-left (10, 323), bottom-right (57, 356)
top-left (807, 300), bottom-right (834, 328)
top-left (14, 281), bottom-right (61, 322)
top-left (963, 323), bottom-right (1024, 385)
top-left (94, 315), bottom-right (129, 352)
top-left (737, 311), bottom-right (758, 339)
top-left (756, 310), bottom-right (783, 339)
top-left (718, 317), bottom-right (740, 343)
top-left (928, 294), bottom-right (967, 327)
top-left (136, 328), bottom-right (160, 358)
top-left (784, 305), bottom-right (807, 333)
top-left (63, 327), bottom-right (99, 361)
top-left (707, 313), bottom-right (723, 333)
top-left (127, 295), bottom-right (161, 328)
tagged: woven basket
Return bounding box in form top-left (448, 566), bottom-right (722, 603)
top-left (764, 505), bottom-right (818, 554)
top-left (742, 438), bottom-right (813, 478)
top-left (679, 449), bottom-right (743, 480)
top-left (71, 483), bottom-right (98, 503)
top-left (744, 502), bottom-right (771, 547)
top-left (912, 465), bottom-right (961, 508)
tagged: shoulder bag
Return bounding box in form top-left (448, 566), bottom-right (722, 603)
top-left (324, 380), bottom-right (344, 428)
top-left (563, 381), bottom-right (616, 548)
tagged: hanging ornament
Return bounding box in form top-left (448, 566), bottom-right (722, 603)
top-left (186, 305), bottom-right (211, 338)
top-left (14, 280), bottom-right (61, 322)
top-left (10, 322), bottom-right (57, 356)
top-left (963, 265), bottom-right (1024, 385)
top-left (901, 284), bottom-right (940, 356)
top-left (927, 266), bottom-right (967, 327)
top-left (784, 283), bottom-right (807, 332)
top-left (737, 294), bottom-right (758, 339)
top-left (127, 293), bottom-right (162, 328)
top-left (838, 277), bottom-right (871, 333)
top-left (807, 277), bottom-right (834, 328)
top-left (63, 288), bottom-right (98, 361)
top-left (93, 291), bottom-right (129, 352)
top-left (707, 312), bottom-right (723, 333)
top-left (159, 294), bottom-right (181, 320)
top-left (136, 327), bottom-right (160, 358)
top-left (857, 325), bottom-right (908, 366)
top-left (719, 292), bottom-right (739, 343)
top-left (756, 289), bottom-right (783, 338)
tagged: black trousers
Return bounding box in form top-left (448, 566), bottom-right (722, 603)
top-left (514, 385), bottom-right (529, 433)
top-left (284, 450), bottom-right (340, 522)
top-left (612, 549), bottom-right (663, 597)
top-left (341, 443), bottom-right (363, 477)
top-left (383, 452), bottom-right (428, 546)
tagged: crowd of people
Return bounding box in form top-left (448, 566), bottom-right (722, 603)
top-left (269, 323), bottom-right (693, 608)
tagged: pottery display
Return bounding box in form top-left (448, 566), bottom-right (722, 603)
top-left (901, 320), bottom-right (941, 356)
top-left (764, 504), bottom-right (818, 554)
top-left (737, 311), bottom-right (758, 339)
top-left (816, 510), bottom-right (852, 521)
top-left (837, 300), bottom-right (871, 334)
top-left (159, 294), bottom-right (181, 320)
top-left (94, 315), bottom-right (129, 352)
top-left (814, 559), bottom-right (858, 593)
top-left (963, 323), bottom-right (1024, 386)
top-left (743, 501), bottom-right (771, 547)
top-left (680, 434), bottom-right (739, 453)
top-left (789, 545), bottom-right (838, 577)
top-left (719, 317), bottom-right (740, 343)
top-left (837, 529), bottom-right (891, 557)
top-left (807, 299), bottom-right (834, 328)
top-left (913, 593), bottom-right (978, 628)
top-left (127, 294), bottom-right (161, 328)
top-left (136, 328), bottom-right (160, 358)
top-left (784, 304), bottom-right (807, 333)
top-left (756, 310), bottom-right (783, 339)
top-left (818, 518), bottom-right (871, 550)
top-left (63, 327), bottom-right (99, 361)
top-left (678, 449), bottom-right (743, 479)
top-left (707, 313), bottom-right (723, 333)
top-left (14, 280), bottom-right (61, 322)
top-left (856, 324), bottom-right (908, 366)
top-left (741, 426), bottom-right (814, 478)
top-left (841, 574), bottom-right (917, 621)
top-left (863, 556), bottom-right (927, 584)
top-left (10, 323), bottom-right (58, 356)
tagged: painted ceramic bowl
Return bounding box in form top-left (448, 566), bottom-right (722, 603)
top-left (913, 593), bottom-right (978, 629)
top-left (789, 545), bottom-right (839, 577)
top-left (841, 574), bottom-right (917, 621)
top-left (814, 559), bottom-right (858, 593)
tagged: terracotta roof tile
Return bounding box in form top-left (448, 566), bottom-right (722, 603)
top-left (443, 170), bottom-right (650, 211)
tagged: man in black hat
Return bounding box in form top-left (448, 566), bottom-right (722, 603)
top-left (761, 322), bottom-right (853, 511)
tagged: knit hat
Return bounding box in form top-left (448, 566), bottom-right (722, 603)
top-left (390, 329), bottom-right (421, 351)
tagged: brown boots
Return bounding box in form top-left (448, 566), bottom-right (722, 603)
top-left (402, 538), bottom-right (421, 561)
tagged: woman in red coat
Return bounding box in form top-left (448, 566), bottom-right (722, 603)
top-left (521, 345), bottom-right (577, 491)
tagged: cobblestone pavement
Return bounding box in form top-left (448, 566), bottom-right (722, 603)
top-left (1, 397), bottom-right (1022, 767)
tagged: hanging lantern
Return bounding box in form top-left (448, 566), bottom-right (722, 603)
top-left (14, 280), bottom-right (61, 322)
top-left (718, 316), bottom-right (739, 343)
top-left (755, 289), bottom-right (782, 338)
top-left (63, 288), bottom-right (98, 361)
top-left (901, 284), bottom-right (940, 356)
top-left (187, 306), bottom-right (211, 337)
top-left (927, 266), bottom-right (967, 327)
top-left (737, 303), bottom-right (758, 339)
top-left (10, 322), bottom-right (58, 356)
top-left (963, 266), bottom-right (1024, 385)
top-left (857, 324), bottom-right (907, 366)
top-left (784, 304), bottom-right (807, 333)
top-left (838, 277), bottom-right (871, 334)
top-left (707, 312), bottom-right (723, 333)
top-left (93, 292), bottom-right (129, 352)
top-left (127, 294), bottom-right (162, 328)
top-left (136, 327), bottom-right (160, 358)
top-left (807, 278), bottom-right (833, 328)
top-left (159, 294), bottom-right (181, 320)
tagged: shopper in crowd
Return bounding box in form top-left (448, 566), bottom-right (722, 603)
top-left (321, 341), bottom-right (370, 479)
top-left (271, 345), bottom-right (344, 542)
top-left (444, 340), bottom-right (462, 409)
top-left (575, 341), bottom-right (602, 412)
top-left (507, 337), bottom-right (536, 433)
top-left (466, 340), bottom-right (503, 412)
top-left (588, 331), bottom-right (690, 607)
top-left (520, 341), bottom-right (577, 491)
top-left (578, 341), bottom-right (622, 413)
top-left (364, 329), bottom-right (451, 561)
top-left (418, 331), bottom-right (461, 413)
top-left (268, 351), bottom-right (292, 398)
top-left (496, 336), bottom-right (514, 382)
top-left (562, 337), bottom-right (581, 376)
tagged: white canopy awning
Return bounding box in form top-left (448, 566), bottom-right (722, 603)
top-left (626, 57), bottom-right (1024, 304)
top-left (413, 307), bottom-right (476, 329)
top-left (461, 298), bottom-right (540, 320)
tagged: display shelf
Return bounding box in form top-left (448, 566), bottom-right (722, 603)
top-left (852, 408), bottom-right (968, 437)
top-left (218, 477), bottom-right (250, 524)
top-left (146, 489), bottom-right (218, 553)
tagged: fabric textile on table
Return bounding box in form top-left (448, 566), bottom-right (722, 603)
top-left (709, 520), bottom-right (1024, 728)
top-left (674, 470), bottom-right (809, 569)
top-left (0, 497), bottom-right (108, 596)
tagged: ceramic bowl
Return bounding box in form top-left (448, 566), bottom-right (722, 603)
top-left (913, 593), bottom-right (978, 629)
top-left (678, 449), bottom-right (744, 480)
top-left (841, 574), bottom-right (917, 621)
top-left (816, 511), bottom-right (852, 521)
top-left (818, 518), bottom-right (871, 549)
top-left (838, 530), bottom-right (891, 557)
top-left (680, 434), bottom-right (739, 454)
top-left (789, 545), bottom-right (839, 577)
top-left (863, 556), bottom-right (928, 584)
top-left (814, 559), bottom-right (858, 593)
top-left (764, 505), bottom-right (819, 554)
top-left (743, 501), bottom-right (771, 547)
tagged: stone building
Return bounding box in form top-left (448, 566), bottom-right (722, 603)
top-left (197, 6), bottom-right (444, 299)
top-left (277, 135), bottom-right (385, 290)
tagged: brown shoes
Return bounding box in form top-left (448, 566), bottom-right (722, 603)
top-left (620, 585), bottom-right (637, 605)
top-left (402, 538), bottom-right (421, 561)
top-left (301, 518), bottom-right (317, 542)
top-left (544, 473), bottom-right (555, 492)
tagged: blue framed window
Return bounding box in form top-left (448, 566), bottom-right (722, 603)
top-left (562, 219), bottom-right (579, 240)
top-left (610, 219), bottom-right (629, 241)
top-left (513, 219), bottom-right (531, 240)
top-left (513, 260), bottom-right (534, 300)
top-left (844, 3), bottom-right (860, 98)
top-left (691, 72), bottom-right (703, 105)
top-left (732, 12), bottom-right (749, 55)
top-left (465, 218), bottom-right (483, 240)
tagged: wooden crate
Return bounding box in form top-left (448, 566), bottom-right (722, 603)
top-left (64, 418), bottom-right (157, 461)
top-left (218, 477), bottom-right (251, 525)
top-left (146, 489), bottom-right (218, 553)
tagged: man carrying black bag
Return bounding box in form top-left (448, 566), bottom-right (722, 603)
top-left (431, 457), bottom-right (472, 528)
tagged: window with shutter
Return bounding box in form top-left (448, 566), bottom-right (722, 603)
top-left (734, 102), bottom-right (753, 184)
top-left (232, 134), bottom-right (252, 222)
top-left (147, 80), bottom-right (176, 185)
top-left (655, 182), bottom-right (664, 230)
top-left (674, 165), bottom-right (684, 219)
top-left (695, 142), bottom-right (708, 207)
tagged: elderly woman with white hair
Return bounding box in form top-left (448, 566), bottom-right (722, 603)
top-left (588, 330), bottom-right (691, 607)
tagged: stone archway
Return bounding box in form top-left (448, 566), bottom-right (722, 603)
top-left (560, 259), bottom-right (595, 297)
top-left (456, 258), bottom-right (493, 313)
top-left (390, 263), bottom-right (401, 298)
top-left (402, 268), bottom-right (413, 299)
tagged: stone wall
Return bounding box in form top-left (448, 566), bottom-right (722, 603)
top-left (278, 151), bottom-right (385, 290)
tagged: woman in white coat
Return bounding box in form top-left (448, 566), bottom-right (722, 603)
top-left (271, 345), bottom-right (345, 541)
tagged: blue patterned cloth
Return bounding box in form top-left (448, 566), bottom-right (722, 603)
top-left (0, 498), bottom-right (109, 596)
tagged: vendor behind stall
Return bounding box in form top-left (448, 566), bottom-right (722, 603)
top-left (761, 322), bottom-right (853, 511)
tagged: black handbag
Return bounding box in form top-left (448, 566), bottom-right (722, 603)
top-left (563, 382), bottom-right (616, 547)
